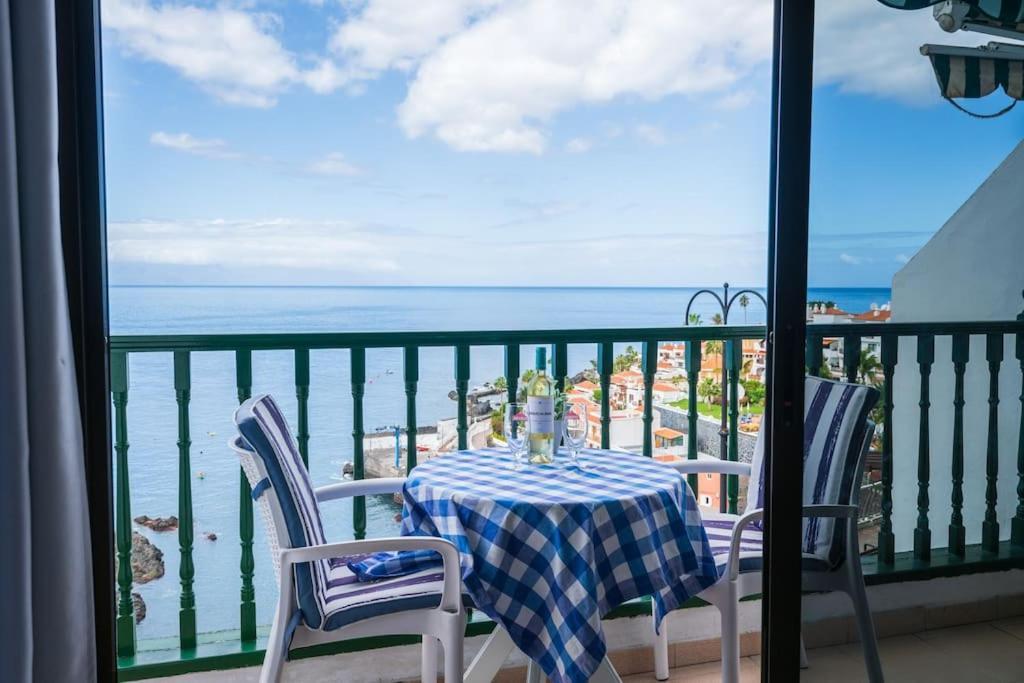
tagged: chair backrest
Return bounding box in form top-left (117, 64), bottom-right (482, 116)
top-left (234, 394), bottom-right (331, 629)
top-left (744, 376), bottom-right (879, 566)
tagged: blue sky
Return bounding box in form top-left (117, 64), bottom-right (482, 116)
top-left (100, 0), bottom-right (1023, 288)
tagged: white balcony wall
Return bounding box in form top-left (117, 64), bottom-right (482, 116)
top-left (890, 140), bottom-right (1024, 553)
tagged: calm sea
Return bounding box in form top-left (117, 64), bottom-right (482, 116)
top-left (111, 285), bottom-right (890, 641)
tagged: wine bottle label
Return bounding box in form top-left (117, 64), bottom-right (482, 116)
top-left (527, 396), bottom-right (554, 435)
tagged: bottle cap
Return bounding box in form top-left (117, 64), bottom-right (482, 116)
top-left (535, 346), bottom-right (547, 371)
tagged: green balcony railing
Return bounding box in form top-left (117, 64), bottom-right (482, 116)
top-left (109, 320), bottom-right (1024, 680)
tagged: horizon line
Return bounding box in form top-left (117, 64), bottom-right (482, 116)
top-left (108, 283), bottom-right (893, 290)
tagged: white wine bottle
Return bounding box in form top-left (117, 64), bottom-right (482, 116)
top-left (526, 347), bottom-right (555, 464)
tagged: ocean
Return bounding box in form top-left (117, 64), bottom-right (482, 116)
top-left (111, 285), bottom-right (891, 642)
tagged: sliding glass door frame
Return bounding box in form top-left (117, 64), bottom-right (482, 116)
top-left (762, 0), bottom-right (816, 680)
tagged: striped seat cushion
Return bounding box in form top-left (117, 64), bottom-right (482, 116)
top-left (744, 376), bottom-right (879, 568)
top-left (320, 554), bottom-right (448, 630)
top-left (703, 512), bottom-right (830, 576)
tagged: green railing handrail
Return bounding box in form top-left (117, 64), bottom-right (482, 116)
top-left (108, 318), bottom-right (1024, 665)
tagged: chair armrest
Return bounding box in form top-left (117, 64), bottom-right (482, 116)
top-left (315, 477), bottom-right (406, 502)
top-left (668, 460), bottom-right (753, 478)
top-left (279, 536), bottom-right (463, 613)
top-left (724, 504), bottom-right (858, 580)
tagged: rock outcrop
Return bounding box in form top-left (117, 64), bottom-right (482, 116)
top-left (134, 515), bottom-right (178, 532)
top-left (114, 532), bottom-right (165, 585)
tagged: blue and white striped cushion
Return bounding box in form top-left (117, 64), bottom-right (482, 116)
top-left (235, 395), bottom-right (453, 631)
top-left (743, 376), bottom-right (878, 568)
top-left (703, 512), bottom-right (830, 576)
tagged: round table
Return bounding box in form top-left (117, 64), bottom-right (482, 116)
top-left (401, 447), bottom-right (717, 683)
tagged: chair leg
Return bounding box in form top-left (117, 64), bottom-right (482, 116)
top-left (652, 600), bottom-right (670, 681)
top-left (259, 610), bottom-right (288, 683)
top-left (846, 574), bottom-right (884, 683)
top-left (422, 636), bottom-right (439, 683)
top-left (719, 584), bottom-right (740, 683)
top-left (442, 613), bottom-right (466, 683)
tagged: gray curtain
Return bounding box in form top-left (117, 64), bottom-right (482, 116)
top-left (0, 0), bottom-right (96, 680)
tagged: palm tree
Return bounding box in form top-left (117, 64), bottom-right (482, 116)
top-left (739, 294), bottom-right (750, 322)
top-left (711, 312), bottom-right (724, 325)
top-left (688, 313), bottom-right (703, 326)
top-left (704, 340), bottom-right (723, 355)
top-left (857, 349), bottom-right (882, 384)
top-left (697, 376), bottom-right (721, 404)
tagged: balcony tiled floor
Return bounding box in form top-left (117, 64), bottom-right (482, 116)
top-left (623, 617), bottom-right (1024, 682)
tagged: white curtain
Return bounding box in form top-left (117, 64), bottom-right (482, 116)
top-left (0, 0), bottom-right (96, 680)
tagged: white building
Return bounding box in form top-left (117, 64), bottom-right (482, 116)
top-left (890, 139), bottom-right (1024, 553)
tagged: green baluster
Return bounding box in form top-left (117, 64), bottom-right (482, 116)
top-left (948, 334), bottom-right (969, 558)
top-left (806, 333), bottom-right (823, 377)
top-left (455, 345), bottom-right (470, 450)
top-left (112, 351), bottom-right (136, 658)
top-left (404, 346), bottom-right (419, 472)
top-left (914, 335), bottom-right (934, 562)
top-left (878, 335), bottom-right (897, 565)
top-left (686, 341), bottom-right (702, 494)
top-left (295, 348), bottom-right (310, 467)
top-left (641, 341), bottom-right (657, 458)
top-left (553, 342), bottom-right (568, 393)
top-left (504, 344), bottom-right (520, 409)
top-left (1012, 331), bottom-right (1024, 547)
top-left (983, 334), bottom-right (1003, 554)
top-left (235, 349), bottom-right (256, 643)
top-left (351, 348), bottom-right (367, 541)
top-left (844, 334), bottom-right (861, 384)
top-left (174, 351), bottom-right (197, 650)
top-left (598, 343), bottom-right (613, 450)
top-left (726, 339), bottom-right (741, 514)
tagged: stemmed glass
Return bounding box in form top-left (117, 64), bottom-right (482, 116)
top-left (563, 408), bottom-right (588, 470)
top-left (503, 402), bottom-right (529, 471)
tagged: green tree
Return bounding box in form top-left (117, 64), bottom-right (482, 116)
top-left (688, 313), bottom-right (703, 326)
top-left (592, 387), bottom-right (602, 402)
top-left (704, 340), bottom-right (723, 356)
top-left (711, 313), bottom-right (724, 325)
top-left (857, 349), bottom-right (881, 384)
top-left (697, 377), bottom-right (721, 404)
top-left (493, 376), bottom-right (507, 391)
top-left (741, 378), bottom-right (765, 406)
top-left (739, 294), bottom-right (751, 322)
top-left (613, 345), bottom-right (640, 373)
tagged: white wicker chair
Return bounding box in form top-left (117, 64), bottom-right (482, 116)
top-left (652, 376), bottom-right (883, 683)
top-left (232, 394), bottom-right (465, 683)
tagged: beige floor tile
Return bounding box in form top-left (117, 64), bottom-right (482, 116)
top-left (992, 616), bottom-right (1024, 641)
top-left (915, 622), bottom-right (1024, 682)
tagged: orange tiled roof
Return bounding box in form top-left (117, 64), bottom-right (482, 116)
top-left (655, 427), bottom-right (685, 439)
top-left (851, 309), bottom-right (891, 321)
top-left (652, 382), bottom-right (679, 392)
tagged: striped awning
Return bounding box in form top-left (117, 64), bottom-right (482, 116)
top-left (877, 0), bottom-right (1024, 34)
top-left (921, 44), bottom-right (1024, 99)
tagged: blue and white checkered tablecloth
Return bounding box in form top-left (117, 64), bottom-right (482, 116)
top-left (400, 448), bottom-right (717, 683)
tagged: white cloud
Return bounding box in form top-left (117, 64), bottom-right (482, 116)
top-left (839, 253), bottom-right (865, 265)
top-left (108, 218), bottom-right (399, 271)
top-left (150, 131), bottom-right (240, 159)
top-left (307, 152), bottom-right (364, 176)
top-left (102, 0), bottom-right (335, 107)
top-left (714, 89), bottom-right (755, 111)
top-left (393, 0), bottom-right (773, 153)
top-left (634, 124), bottom-right (667, 145)
top-left (107, 0), bottom-right (966, 146)
top-left (813, 1), bottom-right (979, 103)
top-left (565, 137), bottom-right (593, 154)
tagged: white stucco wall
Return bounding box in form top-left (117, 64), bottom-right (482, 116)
top-left (890, 139), bottom-right (1024, 552)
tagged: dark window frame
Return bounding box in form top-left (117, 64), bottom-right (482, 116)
top-left (55, 0), bottom-right (816, 679)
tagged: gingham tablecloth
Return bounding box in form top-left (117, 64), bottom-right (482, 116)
top-left (400, 448), bottom-right (717, 683)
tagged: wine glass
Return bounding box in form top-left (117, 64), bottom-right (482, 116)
top-left (563, 408), bottom-right (588, 469)
top-left (503, 402), bottom-right (529, 471)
